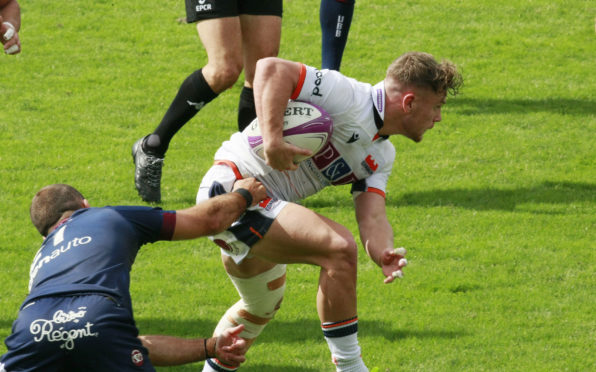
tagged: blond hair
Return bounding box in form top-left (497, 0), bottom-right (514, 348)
top-left (387, 52), bottom-right (462, 96)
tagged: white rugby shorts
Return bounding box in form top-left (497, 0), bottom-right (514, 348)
top-left (197, 161), bottom-right (288, 263)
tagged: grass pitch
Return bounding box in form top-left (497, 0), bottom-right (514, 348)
top-left (1, 0), bottom-right (594, 371)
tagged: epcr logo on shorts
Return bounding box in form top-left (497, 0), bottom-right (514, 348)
top-left (196, 0), bottom-right (212, 12)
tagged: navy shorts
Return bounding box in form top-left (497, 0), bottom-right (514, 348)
top-left (0, 294), bottom-right (153, 372)
top-left (186, 0), bottom-right (283, 23)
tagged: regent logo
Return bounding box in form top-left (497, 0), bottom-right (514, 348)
top-left (131, 349), bottom-right (144, 367)
top-left (285, 106), bottom-right (314, 117)
top-left (195, 0), bottom-right (212, 12)
top-left (29, 307), bottom-right (98, 350)
top-left (312, 70), bottom-right (324, 97)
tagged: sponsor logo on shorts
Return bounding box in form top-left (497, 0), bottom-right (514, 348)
top-left (131, 349), bottom-right (144, 367)
top-left (29, 307), bottom-right (99, 350)
top-left (195, 0), bottom-right (212, 12)
top-left (214, 239), bottom-right (234, 253)
top-left (0, 362), bottom-right (6, 372)
top-left (258, 197), bottom-right (274, 210)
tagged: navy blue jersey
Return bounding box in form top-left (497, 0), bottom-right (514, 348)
top-left (23, 206), bottom-right (176, 312)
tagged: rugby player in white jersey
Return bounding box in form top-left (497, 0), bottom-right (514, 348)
top-left (145, 51), bottom-right (462, 372)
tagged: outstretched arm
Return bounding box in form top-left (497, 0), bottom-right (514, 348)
top-left (172, 178), bottom-right (267, 240)
top-left (140, 324), bottom-right (247, 367)
top-left (253, 57), bottom-right (312, 171)
top-left (355, 191), bottom-right (408, 283)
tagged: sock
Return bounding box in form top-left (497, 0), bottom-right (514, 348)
top-left (202, 358), bottom-right (238, 372)
top-left (320, 0), bottom-right (355, 71)
top-left (237, 86), bottom-right (256, 132)
top-left (322, 316), bottom-right (368, 372)
top-left (148, 69), bottom-right (218, 156)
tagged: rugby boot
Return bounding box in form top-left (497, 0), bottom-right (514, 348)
top-left (132, 137), bottom-right (164, 202)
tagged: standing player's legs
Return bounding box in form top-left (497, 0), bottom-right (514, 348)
top-left (236, 14), bottom-right (282, 131)
top-left (144, 16), bottom-right (243, 157)
top-left (205, 204), bottom-right (367, 372)
top-left (133, 11), bottom-right (244, 202)
top-left (320, 0), bottom-right (355, 71)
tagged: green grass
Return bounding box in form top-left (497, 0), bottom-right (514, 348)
top-left (1, 0), bottom-right (595, 371)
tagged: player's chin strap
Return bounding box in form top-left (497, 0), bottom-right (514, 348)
top-left (212, 264), bottom-right (287, 340)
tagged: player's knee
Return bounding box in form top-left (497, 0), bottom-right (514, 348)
top-left (327, 234), bottom-right (358, 274)
top-left (216, 265), bottom-right (287, 339)
top-left (333, 233), bottom-right (358, 263)
top-left (208, 63), bottom-right (243, 91)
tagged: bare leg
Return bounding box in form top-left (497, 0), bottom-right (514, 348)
top-left (203, 203), bottom-right (364, 371)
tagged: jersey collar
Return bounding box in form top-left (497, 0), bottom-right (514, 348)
top-left (371, 81), bottom-right (389, 140)
top-left (371, 81), bottom-right (385, 131)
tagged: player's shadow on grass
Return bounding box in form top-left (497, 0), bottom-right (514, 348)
top-left (392, 181), bottom-right (595, 214)
top-left (304, 181), bottom-right (594, 214)
top-left (136, 317), bottom-right (463, 343)
top-left (136, 318), bottom-right (462, 371)
top-left (452, 97), bottom-right (596, 116)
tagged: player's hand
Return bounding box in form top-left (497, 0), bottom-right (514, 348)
top-left (1, 17), bottom-right (20, 55)
top-left (215, 324), bottom-right (248, 366)
top-left (380, 247), bottom-right (408, 284)
top-left (232, 178), bottom-right (267, 207)
top-left (264, 139), bottom-right (311, 171)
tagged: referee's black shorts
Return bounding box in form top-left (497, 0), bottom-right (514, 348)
top-left (186, 0), bottom-right (283, 23)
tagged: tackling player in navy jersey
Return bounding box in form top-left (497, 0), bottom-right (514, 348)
top-left (1, 180), bottom-right (266, 372)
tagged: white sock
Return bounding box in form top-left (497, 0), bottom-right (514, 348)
top-left (201, 358), bottom-right (238, 372)
top-left (322, 317), bottom-right (368, 372)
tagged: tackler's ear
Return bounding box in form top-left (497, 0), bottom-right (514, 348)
top-left (401, 93), bottom-right (415, 113)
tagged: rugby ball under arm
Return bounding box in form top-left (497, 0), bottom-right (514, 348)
top-left (244, 101), bottom-right (333, 163)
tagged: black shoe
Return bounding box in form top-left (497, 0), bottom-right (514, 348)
top-left (132, 137), bottom-right (164, 202)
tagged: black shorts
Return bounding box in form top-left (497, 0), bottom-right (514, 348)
top-left (1, 295), bottom-right (154, 371)
top-left (186, 0), bottom-right (283, 23)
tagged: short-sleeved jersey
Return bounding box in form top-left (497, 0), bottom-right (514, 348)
top-left (213, 64), bottom-right (396, 202)
top-left (23, 206), bottom-right (176, 312)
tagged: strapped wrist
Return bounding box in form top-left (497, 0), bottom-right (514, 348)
top-left (2, 21), bottom-right (15, 30)
top-left (234, 188), bottom-right (253, 209)
top-left (204, 337), bottom-right (214, 359)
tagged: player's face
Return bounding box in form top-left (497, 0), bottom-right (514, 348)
top-left (402, 90), bottom-right (446, 142)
